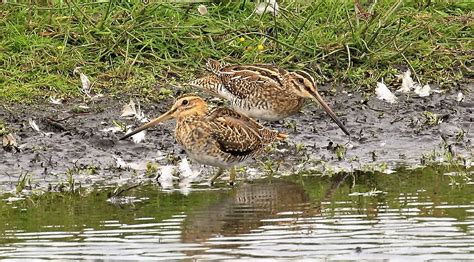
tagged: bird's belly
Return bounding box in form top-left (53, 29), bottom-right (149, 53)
top-left (235, 107), bottom-right (284, 121)
top-left (176, 124), bottom-right (243, 169)
top-left (232, 98), bottom-right (303, 121)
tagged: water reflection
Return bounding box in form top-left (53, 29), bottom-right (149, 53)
top-left (182, 174), bottom-right (349, 245)
top-left (0, 168), bottom-right (473, 260)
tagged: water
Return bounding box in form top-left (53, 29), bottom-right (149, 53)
top-left (1, 166), bottom-right (473, 261)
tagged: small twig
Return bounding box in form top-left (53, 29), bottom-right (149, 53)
top-left (366, 105), bottom-right (385, 112)
top-left (125, 37), bottom-right (130, 66)
top-left (390, 117), bottom-right (403, 124)
top-left (345, 43), bottom-right (351, 73)
top-left (53, 115), bottom-right (75, 122)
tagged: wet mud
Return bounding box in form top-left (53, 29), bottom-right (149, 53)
top-left (0, 86), bottom-right (472, 193)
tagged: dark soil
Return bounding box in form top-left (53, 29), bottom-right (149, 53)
top-left (1, 86), bottom-right (472, 193)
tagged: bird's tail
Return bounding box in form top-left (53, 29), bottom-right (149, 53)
top-left (276, 132), bottom-right (288, 141)
top-left (261, 130), bottom-right (287, 144)
top-left (206, 59), bottom-right (223, 74)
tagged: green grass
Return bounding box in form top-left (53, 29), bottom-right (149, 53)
top-left (0, 0), bottom-right (472, 103)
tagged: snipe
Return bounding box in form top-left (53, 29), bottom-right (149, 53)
top-left (189, 59), bottom-right (350, 136)
top-left (120, 94), bottom-right (286, 185)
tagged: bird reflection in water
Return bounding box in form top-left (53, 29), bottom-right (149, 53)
top-left (181, 173), bottom-right (350, 251)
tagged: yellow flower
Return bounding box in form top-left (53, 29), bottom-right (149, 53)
top-left (239, 37), bottom-right (245, 42)
top-left (57, 45), bottom-right (64, 50)
top-left (257, 44), bottom-right (264, 51)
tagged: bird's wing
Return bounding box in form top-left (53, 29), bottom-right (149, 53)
top-left (215, 64), bottom-right (289, 99)
top-left (191, 61), bottom-right (292, 100)
top-left (205, 107), bottom-right (264, 130)
top-left (205, 107), bottom-right (269, 156)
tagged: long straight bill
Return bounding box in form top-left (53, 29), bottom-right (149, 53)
top-left (119, 110), bottom-right (174, 140)
top-left (310, 90), bottom-right (350, 136)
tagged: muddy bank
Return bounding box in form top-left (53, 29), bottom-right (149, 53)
top-left (0, 86), bottom-right (472, 193)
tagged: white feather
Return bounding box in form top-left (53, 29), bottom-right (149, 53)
top-left (158, 165), bottom-right (175, 189)
top-left (28, 119), bottom-right (40, 133)
top-left (375, 81), bottom-right (397, 103)
top-left (456, 92), bottom-right (463, 102)
top-left (414, 84), bottom-right (431, 97)
top-left (397, 69), bottom-right (414, 93)
top-left (256, 0), bottom-right (279, 16)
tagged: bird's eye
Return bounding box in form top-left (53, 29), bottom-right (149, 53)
top-left (298, 78), bottom-right (305, 84)
top-left (182, 99), bottom-right (189, 105)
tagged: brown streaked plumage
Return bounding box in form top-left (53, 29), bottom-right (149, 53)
top-left (189, 59), bottom-right (350, 136)
top-left (119, 94), bottom-right (286, 185)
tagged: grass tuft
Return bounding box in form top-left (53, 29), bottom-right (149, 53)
top-left (0, 0), bottom-right (471, 103)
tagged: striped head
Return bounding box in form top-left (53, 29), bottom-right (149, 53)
top-left (169, 94), bottom-right (209, 119)
top-left (288, 71), bottom-right (350, 136)
top-left (119, 94), bottom-right (208, 140)
top-left (287, 70), bottom-right (319, 99)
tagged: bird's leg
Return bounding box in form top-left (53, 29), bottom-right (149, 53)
top-left (210, 167), bottom-right (224, 186)
top-left (229, 167), bottom-right (236, 186)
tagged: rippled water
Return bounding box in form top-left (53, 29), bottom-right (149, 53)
top-left (1, 167), bottom-right (473, 260)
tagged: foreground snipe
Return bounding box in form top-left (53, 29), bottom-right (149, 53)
top-left (189, 59), bottom-right (350, 136)
top-left (120, 94), bottom-right (286, 185)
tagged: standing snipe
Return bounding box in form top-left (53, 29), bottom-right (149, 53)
top-left (189, 59), bottom-right (350, 136)
top-left (120, 94), bottom-right (286, 185)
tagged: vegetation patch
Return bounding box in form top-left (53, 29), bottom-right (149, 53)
top-left (0, 0), bottom-right (471, 103)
